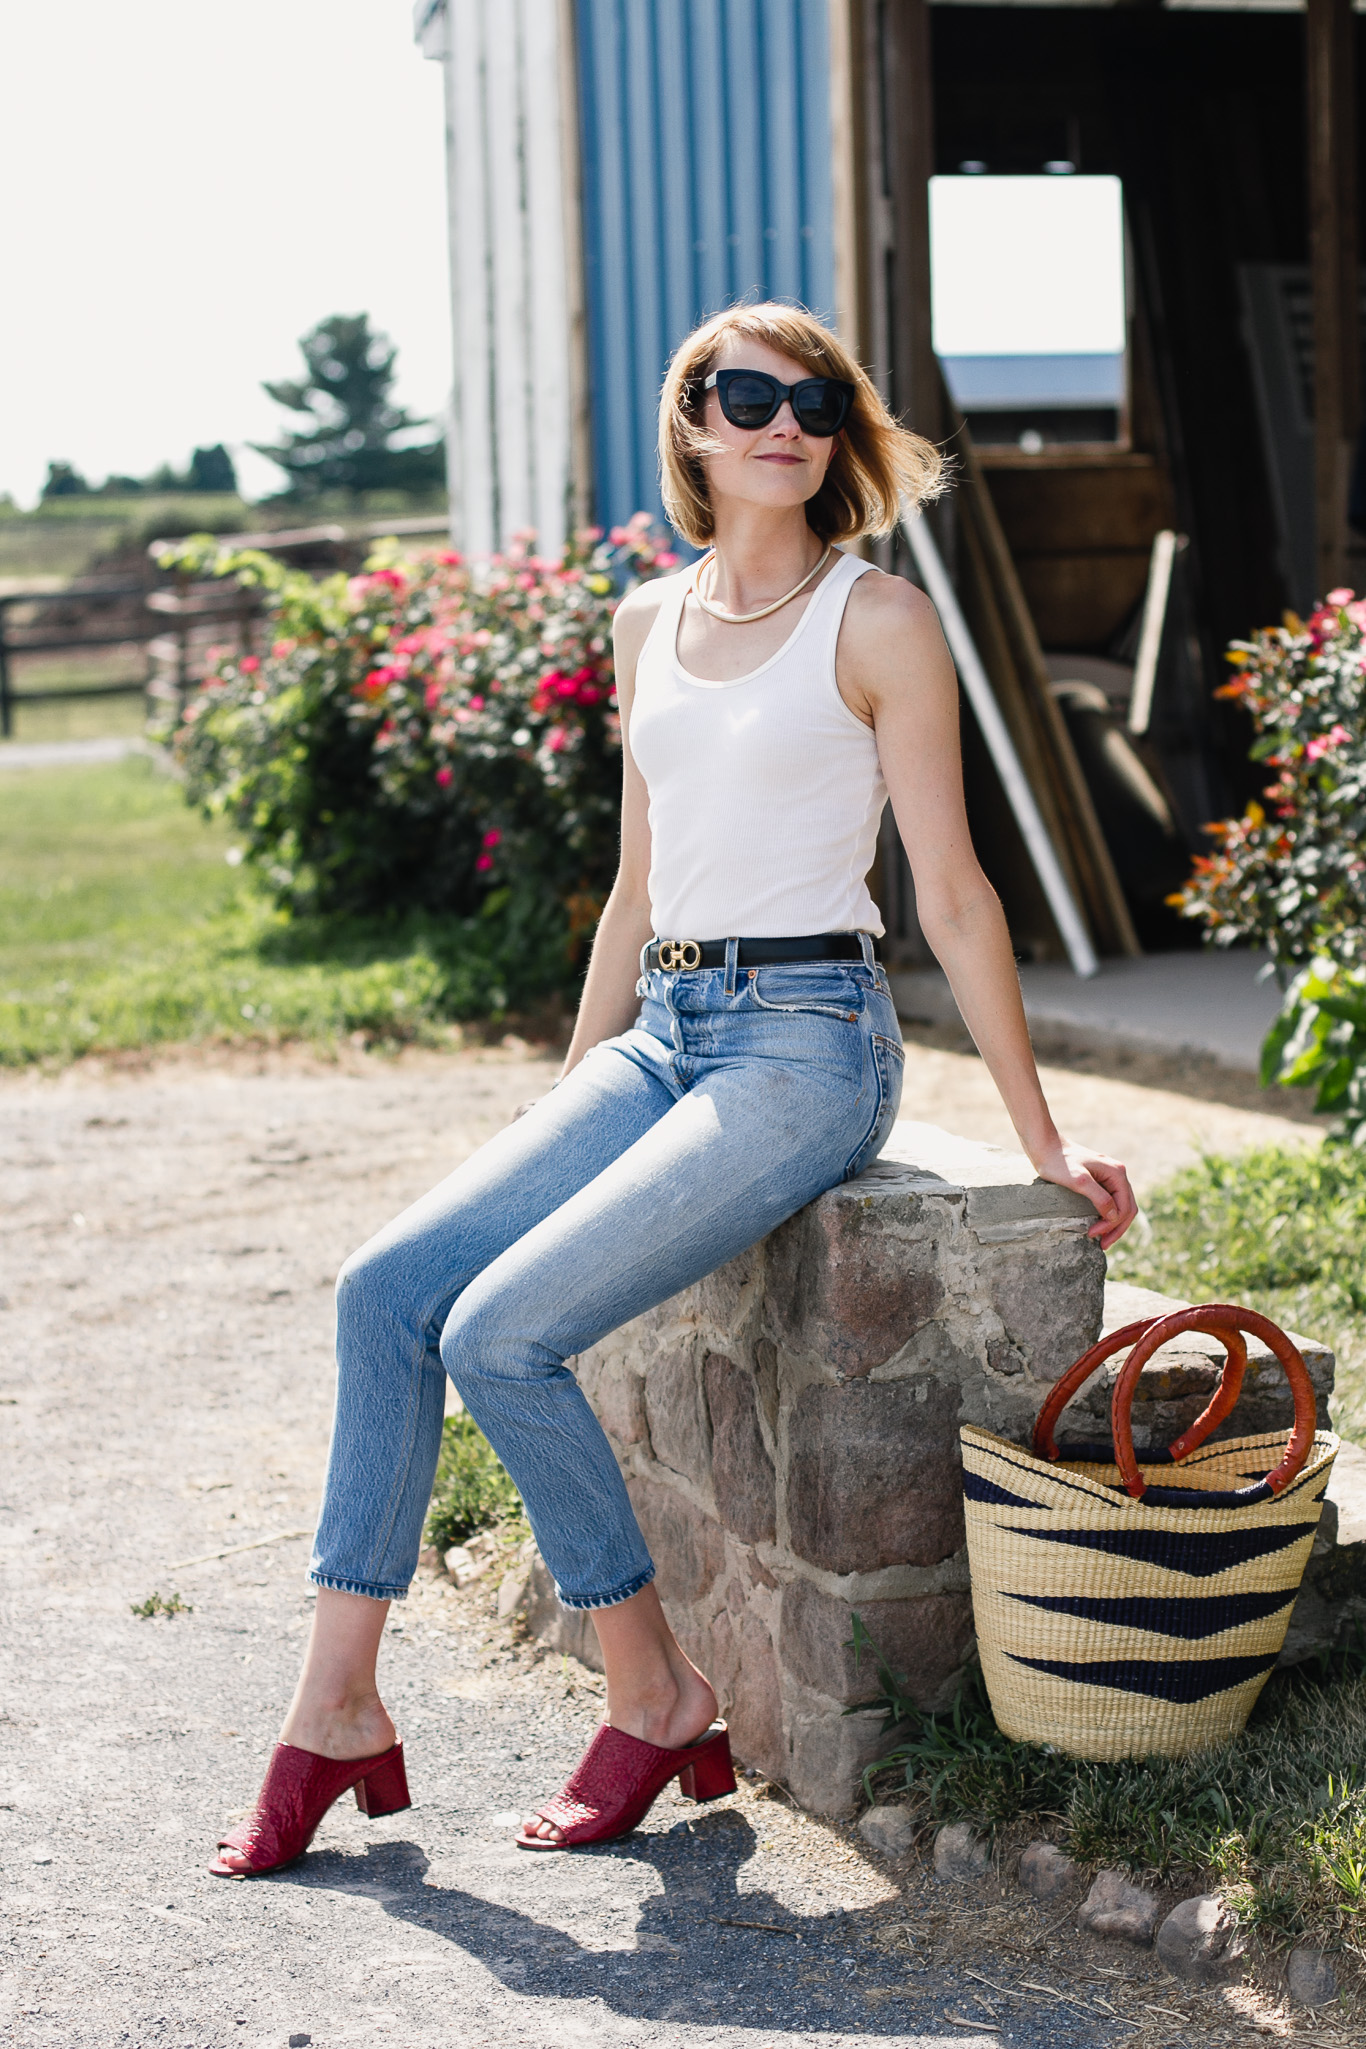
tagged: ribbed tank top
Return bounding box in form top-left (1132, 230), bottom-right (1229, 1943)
top-left (628, 549), bottom-right (886, 939)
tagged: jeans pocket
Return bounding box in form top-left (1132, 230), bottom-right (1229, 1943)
top-left (749, 966), bottom-right (865, 1021)
top-left (844, 1031), bottom-right (906, 1179)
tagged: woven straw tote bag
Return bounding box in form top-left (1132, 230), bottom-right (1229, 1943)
top-left (961, 1304), bottom-right (1338, 1761)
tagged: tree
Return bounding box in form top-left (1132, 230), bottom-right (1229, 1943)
top-left (42, 461), bottom-right (90, 498)
top-left (186, 443), bottom-right (237, 493)
top-left (253, 313), bottom-right (446, 500)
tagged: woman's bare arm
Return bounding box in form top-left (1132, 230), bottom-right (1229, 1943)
top-left (839, 573), bottom-right (1138, 1250)
top-left (556, 579), bottom-right (666, 1080)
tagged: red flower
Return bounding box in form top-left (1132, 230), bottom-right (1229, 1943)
top-left (476, 852), bottom-right (494, 872)
top-left (435, 766), bottom-right (453, 788)
top-left (240, 656), bottom-right (261, 674)
top-left (424, 681), bottom-right (443, 710)
top-left (481, 828), bottom-right (501, 848)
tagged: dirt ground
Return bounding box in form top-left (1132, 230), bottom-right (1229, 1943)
top-left (0, 1039), bottom-right (1349, 2049)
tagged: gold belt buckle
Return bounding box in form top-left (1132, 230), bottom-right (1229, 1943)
top-left (657, 938), bottom-right (702, 971)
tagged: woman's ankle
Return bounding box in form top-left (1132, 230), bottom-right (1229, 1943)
top-left (279, 1690), bottom-right (396, 1761)
top-left (606, 1665), bottom-right (717, 1749)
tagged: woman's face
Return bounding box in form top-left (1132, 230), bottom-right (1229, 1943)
top-left (699, 334), bottom-right (839, 522)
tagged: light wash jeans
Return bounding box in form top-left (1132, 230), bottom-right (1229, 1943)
top-left (310, 944), bottom-right (904, 1610)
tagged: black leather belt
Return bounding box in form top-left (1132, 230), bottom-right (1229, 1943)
top-left (644, 933), bottom-right (881, 972)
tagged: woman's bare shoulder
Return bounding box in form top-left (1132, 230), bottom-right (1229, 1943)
top-left (614, 566), bottom-right (689, 628)
top-left (843, 560), bottom-right (940, 637)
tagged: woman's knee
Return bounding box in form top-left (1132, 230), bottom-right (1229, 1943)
top-left (335, 1232), bottom-right (425, 1346)
top-left (439, 1289), bottom-right (554, 1396)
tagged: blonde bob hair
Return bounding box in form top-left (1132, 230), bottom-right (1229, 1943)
top-left (659, 302), bottom-right (945, 548)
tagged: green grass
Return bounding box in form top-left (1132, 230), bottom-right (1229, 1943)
top-left (0, 758), bottom-right (561, 1064)
top-left (856, 1636), bottom-right (1366, 1957)
top-left (424, 1413), bottom-right (526, 1554)
top-left (1109, 1141), bottom-right (1366, 1442)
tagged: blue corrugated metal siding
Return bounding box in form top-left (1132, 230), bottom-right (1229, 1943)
top-left (576, 0), bottom-right (835, 532)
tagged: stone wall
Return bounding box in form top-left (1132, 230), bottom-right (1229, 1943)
top-left (522, 1121), bottom-right (1352, 1814)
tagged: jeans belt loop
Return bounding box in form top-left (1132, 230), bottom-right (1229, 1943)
top-left (724, 937), bottom-right (739, 997)
top-left (857, 931), bottom-right (876, 972)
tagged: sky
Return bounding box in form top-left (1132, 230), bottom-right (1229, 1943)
top-left (1, 1), bottom-right (450, 507)
top-left (930, 175), bottom-right (1126, 359)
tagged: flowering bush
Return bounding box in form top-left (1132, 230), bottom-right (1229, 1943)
top-left (1171, 589), bottom-right (1366, 969)
top-left (162, 517), bottom-right (673, 997)
top-left (1172, 589), bottom-right (1366, 1138)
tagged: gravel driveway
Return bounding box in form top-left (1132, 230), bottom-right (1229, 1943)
top-left (0, 1043), bottom-right (1318, 2048)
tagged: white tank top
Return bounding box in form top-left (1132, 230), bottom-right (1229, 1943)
top-left (628, 549), bottom-right (886, 939)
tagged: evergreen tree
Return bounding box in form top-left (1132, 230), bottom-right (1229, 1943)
top-left (186, 443), bottom-right (237, 493)
top-left (41, 461), bottom-right (90, 498)
top-left (253, 313), bottom-right (445, 500)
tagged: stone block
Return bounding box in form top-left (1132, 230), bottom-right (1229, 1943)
top-left (859, 1805), bottom-right (918, 1857)
top-left (642, 1349), bottom-right (711, 1490)
top-left (522, 1555), bottom-right (603, 1673)
top-left (783, 1695), bottom-right (891, 1816)
top-left (1078, 1868), bottom-right (1161, 1946)
top-left (626, 1475), bottom-right (727, 1605)
top-left (934, 1821), bottom-right (991, 1884)
top-left (1018, 1841), bottom-right (1081, 1901)
top-left (704, 1351), bottom-right (776, 1544)
top-left (778, 1577), bottom-right (974, 1711)
top-left (717, 1607), bottom-right (785, 1785)
top-left (766, 1186), bottom-right (949, 1376)
top-left (577, 1348), bottom-right (648, 1447)
top-left (786, 1378), bottom-right (964, 1572)
top-left (985, 1230), bottom-right (1107, 1385)
top-left (694, 1243), bottom-right (762, 1343)
top-left (1287, 1945), bottom-right (1337, 2007)
top-left (1156, 1895), bottom-right (1244, 1984)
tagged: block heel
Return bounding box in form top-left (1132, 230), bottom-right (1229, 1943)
top-left (355, 1746), bottom-right (411, 1817)
top-left (677, 1726), bottom-right (736, 1803)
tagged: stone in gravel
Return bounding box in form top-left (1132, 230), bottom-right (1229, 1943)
top-left (1155, 1894), bottom-right (1244, 1983)
top-left (1078, 1868), bottom-right (1161, 1946)
top-left (858, 1805), bottom-right (918, 1857)
top-left (1287, 1945), bottom-right (1337, 2006)
top-left (497, 1559), bottom-right (533, 1619)
top-left (933, 1820), bottom-right (991, 1884)
top-left (289, 2037), bottom-right (312, 2047)
top-left (1018, 1840), bottom-right (1080, 1901)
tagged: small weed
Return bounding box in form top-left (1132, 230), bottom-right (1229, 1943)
top-left (131, 1590), bottom-right (192, 1619)
top-left (848, 1616), bottom-right (1366, 1947)
top-left (425, 1411), bottom-right (524, 1554)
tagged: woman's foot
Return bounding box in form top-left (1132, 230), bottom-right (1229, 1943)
top-left (279, 1691), bottom-right (396, 1763)
top-left (521, 1585), bottom-right (719, 1843)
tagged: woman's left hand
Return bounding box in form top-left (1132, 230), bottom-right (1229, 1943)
top-left (1031, 1140), bottom-right (1138, 1252)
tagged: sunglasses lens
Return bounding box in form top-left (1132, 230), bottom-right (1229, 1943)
top-left (720, 374), bottom-right (779, 427)
top-left (793, 381), bottom-right (850, 434)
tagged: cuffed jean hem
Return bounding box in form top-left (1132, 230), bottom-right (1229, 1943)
top-left (308, 1570), bottom-right (409, 1603)
top-left (555, 1562), bottom-right (656, 1612)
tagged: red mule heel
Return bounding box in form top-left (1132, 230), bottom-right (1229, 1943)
top-left (209, 1738), bottom-right (410, 1878)
top-left (354, 1746), bottom-right (411, 1817)
top-left (518, 1719), bottom-right (735, 1850)
top-left (676, 1726), bottom-right (737, 1803)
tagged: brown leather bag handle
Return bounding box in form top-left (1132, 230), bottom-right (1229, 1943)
top-left (1033, 1303), bottom-right (1315, 1502)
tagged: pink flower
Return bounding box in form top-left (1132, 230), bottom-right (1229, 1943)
top-left (469, 693), bottom-right (485, 711)
top-left (546, 725), bottom-right (566, 753)
top-left (240, 655), bottom-right (261, 674)
top-left (1306, 724), bottom-right (1351, 761)
top-left (367, 666), bottom-right (400, 689)
top-left (271, 638), bottom-right (295, 658)
top-left (481, 828), bottom-right (501, 848)
top-left (424, 681), bottom-right (443, 710)
top-left (438, 550), bottom-right (462, 566)
top-left (435, 766), bottom-right (453, 788)
top-left (476, 852), bottom-right (494, 872)
top-left (1327, 587), bottom-right (1355, 607)
top-left (655, 551), bottom-right (678, 568)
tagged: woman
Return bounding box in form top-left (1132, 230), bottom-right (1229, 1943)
top-left (210, 303), bottom-right (1137, 1875)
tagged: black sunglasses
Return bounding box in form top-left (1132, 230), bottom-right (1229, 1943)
top-left (703, 368), bottom-right (854, 437)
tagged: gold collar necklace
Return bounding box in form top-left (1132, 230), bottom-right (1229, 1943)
top-left (690, 543), bottom-right (832, 624)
